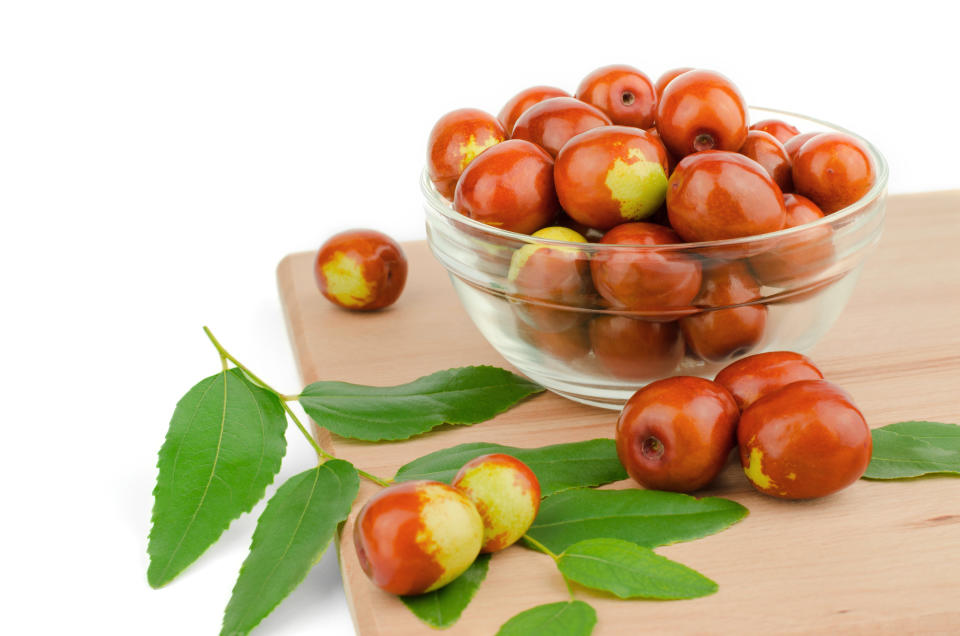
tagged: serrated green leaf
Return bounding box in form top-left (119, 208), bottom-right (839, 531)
top-left (496, 600), bottom-right (596, 636)
top-left (298, 366), bottom-right (543, 441)
top-left (220, 460), bottom-right (359, 636)
top-left (526, 488), bottom-right (748, 554)
top-left (148, 369), bottom-right (287, 588)
top-left (557, 538), bottom-right (717, 600)
top-left (394, 439), bottom-right (626, 497)
top-left (863, 421), bottom-right (960, 479)
top-left (400, 553), bottom-right (491, 629)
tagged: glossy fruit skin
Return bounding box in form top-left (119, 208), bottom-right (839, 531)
top-left (452, 454), bottom-right (541, 553)
top-left (575, 64), bottom-right (658, 129)
top-left (654, 67), bottom-right (693, 98)
top-left (556, 211), bottom-right (606, 242)
top-left (509, 226), bottom-right (593, 332)
top-left (667, 151), bottom-right (786, 242)
top-left (511, 97), bottom-right (612, 157)
top-left (655, 70), bottom-right (748, 158)
top-left (498, 86), bottom-right (571, 137)
top-left (749, 193), bottom-right (833, 284)
top-left (427, 108), bottom-right (506, 199)
top-left (738, 379), bottom-right (872, 499)
top-left (315, 230), bottom-right (408, 311)
top-left (680, 261), bottom-right (767, 362)
top-left (354, 481), bottom-right (483, 595)
top-left (555, 126), bottom-right (670, 230)
top-left (739, 130), bottom-right (793, 192)
top-left (645, 127), bottom-right (677, 174)
top-left (616, 376), bottom-right (740, 492)
top-left (714, 351), bottom-right (823, 411)
top-left (454, 139), bottom-right (559, 234)
top-left (749, 119), bottom-right (801, 144)
top-left (589, 316), bottom-right (683, 379)
top-left (792, 132), bottom-right (876, 213)
top-left (782, 131), bottom-right (821, 161)
top-left (590, 222), bottom-right (702, 312)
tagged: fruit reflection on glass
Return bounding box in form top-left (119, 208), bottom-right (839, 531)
top-left (680, 261), bottom-right (767, 362)
top-left (589, 316), bottom-right (683, 380)
top-left (590, 222), bottom-right (702, 312)
top-left (555, 126), bottom-right (670, 230)
top-left (750, 193), bottom-right (834, 285)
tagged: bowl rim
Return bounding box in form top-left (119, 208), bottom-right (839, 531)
top-left (422, 106), bottom-right (888, 250)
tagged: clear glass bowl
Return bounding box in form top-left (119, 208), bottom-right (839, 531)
top-left (424, 107), bottom-right (888, 409)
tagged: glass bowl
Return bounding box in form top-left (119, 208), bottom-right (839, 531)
top-left (424, 107), bottom-right (888, 409)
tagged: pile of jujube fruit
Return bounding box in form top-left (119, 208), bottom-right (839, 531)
top-left (427, 65), bottom-right (878, 369)
top-left (615, 351), bottom-right (873, 499)
top-left (354, 453), bottom-right (541, 596)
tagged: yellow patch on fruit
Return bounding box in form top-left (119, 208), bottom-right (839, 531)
top-left (458, 134), bottom-right (501, 171)
top-left (320, 252), bottom-right (374, 308)
top-left (604, 147), bottom-right (668, 220)
top-left (416, 483), bottom-right (484, 592)
top-left (457, 462), bottom-right (538, 552)
top-left (787, 472), bottom-right (797, 480)
top-left (744, 447), bottom-right (775, 491)
top-left (507, 227), bottom-right (587, 282)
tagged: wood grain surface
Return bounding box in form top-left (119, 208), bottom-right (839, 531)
top-left (277, 191), bottom-right (960, 635)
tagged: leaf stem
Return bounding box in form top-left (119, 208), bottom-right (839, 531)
top-left (202, 326), bottom-right (393, 489)
top-left (523, 534), bottom-right (559, 561)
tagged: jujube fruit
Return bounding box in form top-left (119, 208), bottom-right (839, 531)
top-left (782, 131), bottom-right (821, 161)
top-left (498, 85), bottom-right (571, 136)
top-left (654, 67), bottom-right (693, 98)
top-left (314, 229), bottom-right (408, 311)
top-left (792, 132), bottom-right (876, 213)
top-left (589, 316), bottom-right (683, 380)
top-left (680, 260), bottom-right (767, 362)
top-left (454, 139), bottom-right (559, 234)
top-left (353, 481), bottom-right (483, 595)
top-left (511, 96), bottom-right (612, 157)
top-left (749, 193), bottom-right (834, 285)
top-left (427, 108), bottom-right (505, 199)
top-left (509, 226), bottom-right (593, 332)
top-left (575, 64), bottom-right (658, 129)
top-left (738, 379), bottom-right (872, 499)
top-left (667, 151), bottom-right (786, 242)
top-left (554, 126), bottom-right (670, 230)
top-left (655, 69), bottom-right (748, 157)
top-left (590, 222), bottom-right (702, 311)
top-left (452, 454), bottom-right (541, 553)
top-left (749, 119), bottom-right (801, 144)
top-left (616, 376), bottom-right (740, 492)
top-left (739, 130), bottom-right (793, 193)
top-left (714, 350), bottom-right (824, 411)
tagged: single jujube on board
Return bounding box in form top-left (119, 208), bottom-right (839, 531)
top-left (314, 229), bottom-right (408, 311)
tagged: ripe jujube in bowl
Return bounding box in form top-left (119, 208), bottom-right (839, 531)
top-left (425, 105), bottom-right (887, 409)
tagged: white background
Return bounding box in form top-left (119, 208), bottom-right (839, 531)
top-left (1, 1), bottom-right (956, 634)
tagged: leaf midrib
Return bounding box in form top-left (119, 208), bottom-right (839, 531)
top-left (532, 508), bottom-right (736, 529)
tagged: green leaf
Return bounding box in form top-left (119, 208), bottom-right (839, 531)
top-left (148, 369), bottom-right (287, 588)
top-left (400, 553), bottom-right (491, 629)
top-left (526, 488), bottom-right (748, 554)
top-left (557, 538), bottom-right (717, 600)
top-left (496, 601), bottom-right (596, 636)
top-left (298, 366), bottom-right (543, 441)
top-left (220, 460), bottom-right (360, 636)
top-left (863, 421), bottom-right (960, 479)
top-left (394, 439), bottom-right (626, 497)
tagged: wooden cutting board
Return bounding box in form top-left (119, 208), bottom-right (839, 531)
top-left (277, 191), bottom-right (960, 635)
